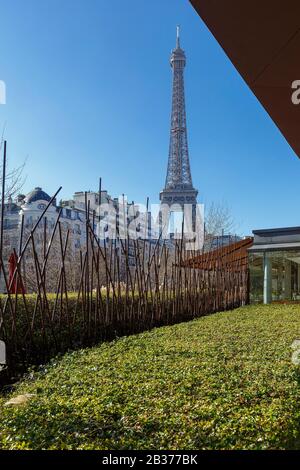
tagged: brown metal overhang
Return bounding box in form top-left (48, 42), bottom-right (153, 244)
top-left (184, 237), bottom-right (253, 271)
top-left (190, 0), bottom-right (300, 158)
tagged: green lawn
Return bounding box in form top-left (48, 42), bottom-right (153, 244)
top-left (1, 304), bottom-right (300, 450)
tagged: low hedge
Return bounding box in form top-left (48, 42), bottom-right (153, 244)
top-left (0, 288), bottom-right (239, 378)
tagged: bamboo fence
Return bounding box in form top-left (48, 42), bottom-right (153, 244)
top-left (0, 142), bottom-right (249, 378)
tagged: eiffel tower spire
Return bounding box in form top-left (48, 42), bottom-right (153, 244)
top-left (160, 27), bottom-right (198, 211)
top-left (176, 24), bottom-right (180, 49)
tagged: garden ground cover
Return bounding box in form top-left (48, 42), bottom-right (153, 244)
top-left (1, 304), bottom-right (300, 449)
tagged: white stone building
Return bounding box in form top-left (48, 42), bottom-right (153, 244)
top-left (0, 186), bottom-right (159, 290)
top-left (2, 187), bottom-right (87, 255)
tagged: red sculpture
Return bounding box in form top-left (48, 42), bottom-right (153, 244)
top-left (8, 252), bottom-right (25, 294)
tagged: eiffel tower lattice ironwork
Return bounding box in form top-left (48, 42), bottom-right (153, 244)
top-left (160, 26), bottom-right (198, 213)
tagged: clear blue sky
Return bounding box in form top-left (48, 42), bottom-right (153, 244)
top-left (0, 0), bottom-right (299, 235)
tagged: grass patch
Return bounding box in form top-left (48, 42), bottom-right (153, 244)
top-left (1, 304), bottom-right (300, 449)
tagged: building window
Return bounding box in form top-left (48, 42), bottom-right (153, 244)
top-left (249, 253), bottom-right (264, 304)
top-left (249, 250), bottom-right (300, 303)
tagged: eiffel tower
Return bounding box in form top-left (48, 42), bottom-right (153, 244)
top-left (160, 27), bottom-right (198, 219)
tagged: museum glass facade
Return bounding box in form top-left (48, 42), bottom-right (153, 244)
top-left (249, 227), bottom-right (300, 304)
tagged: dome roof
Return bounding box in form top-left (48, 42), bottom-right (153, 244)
top-left (24, 187), bottom-right (52, 204)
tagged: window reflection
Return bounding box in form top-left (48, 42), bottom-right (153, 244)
top-left (249, 250), bottom-right (300, 303)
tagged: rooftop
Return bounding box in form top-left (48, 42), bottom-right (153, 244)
top-left (24, 187), bottom-right (52, 205)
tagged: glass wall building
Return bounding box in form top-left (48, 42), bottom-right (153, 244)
top-left (248, 227), bottom-right (300, 304)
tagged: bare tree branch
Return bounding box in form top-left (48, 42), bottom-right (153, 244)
top-left (0, 125), bottom-right (27, 199)
top-left (204, 202), bottom-right (236, 251)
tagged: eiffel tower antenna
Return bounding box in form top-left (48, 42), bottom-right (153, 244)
top-left (176, 25), bottom-right (180, 48)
